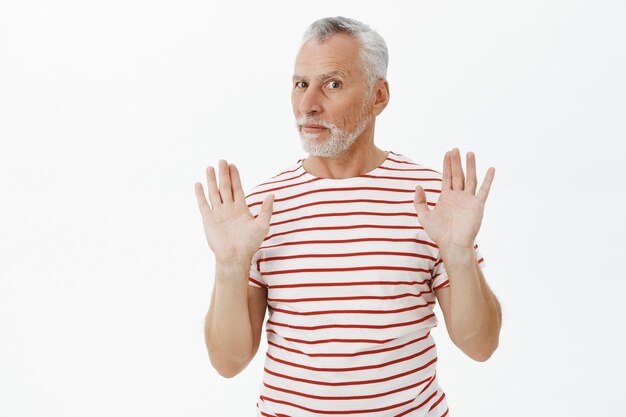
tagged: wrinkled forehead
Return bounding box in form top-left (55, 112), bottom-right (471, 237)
top-left (293, 34), bottom-right (363, 80)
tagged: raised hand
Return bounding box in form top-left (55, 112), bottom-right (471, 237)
top-left (194, 159), bottom-right (275, 263)
top-left (413, 148), bottom-right (494, 252)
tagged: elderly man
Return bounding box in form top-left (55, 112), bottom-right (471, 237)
top-left (195, 16), bottom-right (502, 417)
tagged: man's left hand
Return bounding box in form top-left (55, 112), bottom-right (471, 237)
top-left (413, 148), bottom-right (495, 253)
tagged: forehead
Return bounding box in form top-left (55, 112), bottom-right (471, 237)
top-left (294, 33), bottom-right (362, 79)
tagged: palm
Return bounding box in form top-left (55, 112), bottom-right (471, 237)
top-left (413, 149), bottom-right (495, 251)
top-left (194, 159), bottom-right (274, 263)
top-left (202, 201), bottom-right (269, 261)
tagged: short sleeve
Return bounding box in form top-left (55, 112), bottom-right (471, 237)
top-left (430, 242), bottom-right (487, 291)
top-left (244, 188), bottom-right (268, 289)
top-left (246, 226), bottom-right (267, 289)
top-left (248, 253), bottom-right (267, 289)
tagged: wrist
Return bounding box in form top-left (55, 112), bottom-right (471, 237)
top-left (439, 244), bottom-right (475, 267)
top-left (215, 253), bottom-right (253, 265)
top-left (215, 256), bottom-right (252, 278)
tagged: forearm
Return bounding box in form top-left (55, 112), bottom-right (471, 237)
top-left (204, 259), bottom-right (254, 378)
top-left (440, 246), bottom-right (501, 360)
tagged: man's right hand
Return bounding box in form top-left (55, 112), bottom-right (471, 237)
top-left (194, 159), bottom-right (274, 264)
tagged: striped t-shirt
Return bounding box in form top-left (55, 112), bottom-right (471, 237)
top-left (245, 150), bottom-right (486, 417)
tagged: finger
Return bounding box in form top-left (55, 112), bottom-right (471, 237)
top-left (413, 185), bottom-right (430, 221)
top-left (206, 166), bottom-right (222, 207)
top-left (466, 151), bottom-right (477, 195)
top-left (256, 194), bottom-right (275, 227)
top-left (194, 182), bottom-right (212, 214)
top-left (218, 159), bottom-right (233, 203)
top-left (477, 167), bottom-right (495, 203)
top-left (442, 151), bottom-right (452, 191)
top-left (451, 148), bottom-right (465, 190)
top-left (229, 163), bottom-right (246, 205)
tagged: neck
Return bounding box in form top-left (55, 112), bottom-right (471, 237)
top-left (302, 130), bottom-right (388, 179)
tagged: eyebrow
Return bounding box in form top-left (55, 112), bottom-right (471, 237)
top-left (292, 69), bottom-right (349, 83)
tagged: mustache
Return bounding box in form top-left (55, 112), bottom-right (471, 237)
top-left (295, 116), bottom-right (337, 130)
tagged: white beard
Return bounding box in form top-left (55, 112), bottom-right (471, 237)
top-left (297, 103), bottom-right (371, 158)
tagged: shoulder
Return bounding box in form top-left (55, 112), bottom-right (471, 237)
top-left (386, 150), bottom-right (443, 182)
top-left (244, 158), bottom-right (304, 216)
top-left (386, 151), bottom-right (439, 173)
top-left (385, 151), bottom-right (445, 205)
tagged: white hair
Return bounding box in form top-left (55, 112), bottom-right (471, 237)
top-left (299, 16), bottom-right (389, 93)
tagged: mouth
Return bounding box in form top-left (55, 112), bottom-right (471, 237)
top-left (301, 124), bottom-right (328, 133)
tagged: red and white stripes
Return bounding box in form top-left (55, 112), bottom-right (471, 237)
top-left (246, 151), bottom-right (485, 416)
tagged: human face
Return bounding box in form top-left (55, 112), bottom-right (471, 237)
top-left (292, 33), bottom-right (373, 157)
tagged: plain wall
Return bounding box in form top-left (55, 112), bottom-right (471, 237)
top-left (1, 0), bottom-right (624, 415)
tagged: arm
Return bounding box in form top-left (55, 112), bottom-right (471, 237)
top-left (434, 247), bottom-right (501, 361)
top-left (204, 258), bottom-right (266, 378)
top-left (194, 159), bottom-right (274, 378)
top-left (413, 148), bottom-right (500, 361)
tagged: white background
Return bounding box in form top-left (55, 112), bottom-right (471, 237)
top-left (1, 1), bottom-right (624, 416)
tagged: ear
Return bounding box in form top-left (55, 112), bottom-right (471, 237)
top-left (371, 79), bottom-right (390, 117)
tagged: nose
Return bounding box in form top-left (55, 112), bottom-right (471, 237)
top-left (298, 86), bottom-right (323, 115)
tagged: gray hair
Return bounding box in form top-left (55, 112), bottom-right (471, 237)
top-left (299, 16), bottom-right (389, 93)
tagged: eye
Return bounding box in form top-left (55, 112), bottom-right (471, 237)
top-left (326, 80), bottom-right (341, 89)
top-left (295, 81), bottom-right (307, 89)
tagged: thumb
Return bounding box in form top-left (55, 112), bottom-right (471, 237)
top-left (256, 194), bottom-right (275, 225)
top-left (413, 185), bottom-right (430, 219)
